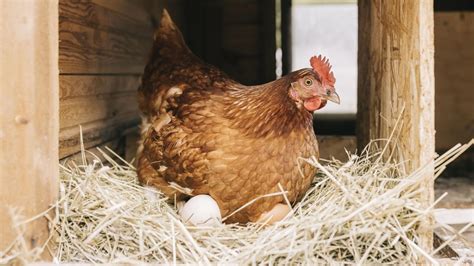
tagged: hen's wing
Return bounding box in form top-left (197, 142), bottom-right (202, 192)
top-left (137, 10), bottom-right (236, 200)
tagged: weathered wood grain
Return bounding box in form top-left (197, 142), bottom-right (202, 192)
top-left (357, 0), bottom-right (435, 259)
top-left (59, 0), bottom-right (152, 39)
top-left (58, 0), bottom-right (154, 158)
top-left (59, 20), bottom-right (151, 74)
top-left (59, 75), bottom-right (140, 99)
top-left (0, 0), bottom-right (59, 256)
top-left (92, 0), bottom-right (152, 24)
top-left (59, 76), bottom-right (140, 158)
top-left (60, 92), bottom-right (138, 129)
top-left (57, 0), bottom-right (160, 158)
top-left (59, 115), bottom-right (139, 158)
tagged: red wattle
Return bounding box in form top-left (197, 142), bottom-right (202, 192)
top-left (303, 97), bottom-right (322, 111)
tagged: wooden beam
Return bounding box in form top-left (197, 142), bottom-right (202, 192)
top-left (357, 0), bottom-right (435, 258)
top-left (0, 0), bottom-right (59, 255)
top-left (261, 0), bottom-right (277, 83)
top-left (281, 0), bottom-right (292, 75)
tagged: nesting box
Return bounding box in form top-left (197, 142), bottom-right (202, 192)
top-left (0, 0), bottom-right (278, 253)
top-left (0, 0), bottom-right (445, 261)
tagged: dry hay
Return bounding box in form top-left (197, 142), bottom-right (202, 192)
top-left (1, 137), bottom-right (473, 264)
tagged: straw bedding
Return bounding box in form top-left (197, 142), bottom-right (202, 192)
top-left (1, 138), bottom-right (472, 264)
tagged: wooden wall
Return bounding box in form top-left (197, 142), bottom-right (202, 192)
top-left (434, 11), bottom-right (474, 151)
top-left (185, 0), bottom-right (276, 85)
top-left (58, 0), bottom-right (275, 159)
top-left (57, 1), bottom-right (473, 160)
top-left (58, 0), bottom-right (185, 159)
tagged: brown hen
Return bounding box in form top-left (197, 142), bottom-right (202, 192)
top-left (137, 10), bottom-right (340, 223)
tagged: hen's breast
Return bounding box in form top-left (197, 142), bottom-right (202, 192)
top-left (206, 123), bottom-right (319, 223)
top-left (138, 86), bottom-right (320, 224)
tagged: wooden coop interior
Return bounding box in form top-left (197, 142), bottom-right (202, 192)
top-left (0, 0), bottom-right (472, 260)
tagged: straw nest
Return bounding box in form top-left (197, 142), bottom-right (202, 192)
top-left (1, 138), bottom-right (472, 264)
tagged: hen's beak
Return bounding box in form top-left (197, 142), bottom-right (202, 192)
top-left (325, 91), bottom-right (340, 104)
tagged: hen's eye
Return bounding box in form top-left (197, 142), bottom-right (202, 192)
top-left (304, 79), bottom-right (313, 86)
top-left (326, 90), bottom-right (331, 96)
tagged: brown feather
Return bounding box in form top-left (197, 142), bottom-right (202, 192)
top-left (137, 10), bottom-right (321, 223)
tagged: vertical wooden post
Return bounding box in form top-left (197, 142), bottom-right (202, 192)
top-left (261, 0), bottom-right (277, 83)
top-left (357, 0), bottom-right (435, 256)
top-left (0, 0), bottom-right (59, 255)
top-left (281, 0), bottom-right (292, 75)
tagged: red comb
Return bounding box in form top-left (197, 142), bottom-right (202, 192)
top-left (310, 55), bottom-right (336, 87)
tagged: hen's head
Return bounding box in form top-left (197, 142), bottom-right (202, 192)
top-left (288, 55), bottom-right (340, 112)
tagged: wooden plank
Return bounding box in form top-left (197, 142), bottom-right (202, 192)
top-left (59, 115), bottom-right (139, 158)
top-left (91, 0), bottom-right (187, 34)
top-left (0, 0), bottom-right (59, 256)
top-left (60, 92), bottom-right (138, 129)
top-left (59, 20), bottom-right (151, 74)
top-left (60, 75), bottom-right (140, 99)
top-left (91, 0), bottom-right (151, 24)
top-left (434, 12), bottom-right (474, 150)
top-left (357, 0), bottom-right (435, 259)
top-left (58, 0), bottom-right (189, 74)
top-left (59, 0), bottom-right (153, 39)
top-left (59, 75), bottom-right (140, 158)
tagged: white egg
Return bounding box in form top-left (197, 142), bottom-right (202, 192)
top-left (178, 195), bottom-right (222, 226)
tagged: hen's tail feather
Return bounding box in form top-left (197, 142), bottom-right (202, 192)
top-left (153, 9), bottom-right (189, 52)
top-left (138, 9), bottom-right (192, 115)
